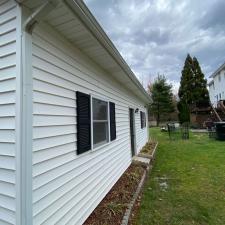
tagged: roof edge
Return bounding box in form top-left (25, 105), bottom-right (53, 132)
top-left (63, 0), bottom-right (151, 103)
top-left (208, 79), bottom-right (214, 86)
top-left (209, 61), bottom-right (225, 78)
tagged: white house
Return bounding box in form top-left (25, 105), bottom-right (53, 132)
top-left (208, 62), bottom-right (225, 107)
top-left (0, 0), bottom-right (151, 224)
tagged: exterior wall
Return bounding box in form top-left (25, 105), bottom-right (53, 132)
top-left (0, 1), bottom-right (19, 224)
top-left (209, 69), bottom-right (225, 106)
top-left (31, 23), bottom-right (148, 225)
top-left (135, 108), bottom-right (148, 153)
top-left (209, 83), bottom-right (215, 106)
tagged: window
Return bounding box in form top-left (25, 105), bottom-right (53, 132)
top-left (76, 91), bottom-right (116, 155)
top-left (218, 75), bottom-right (221, 82)
top-left (140, 111), bottom-right (146, 128)
top-left (92, 98), bottom-right (109, 148)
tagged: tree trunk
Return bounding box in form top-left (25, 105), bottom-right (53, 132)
top-left (157, 102), bottom-right (160, 126)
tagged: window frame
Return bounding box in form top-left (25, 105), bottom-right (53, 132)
top-left (140, 111), bottom-right (146, 129)
top-left (90, 95), bottom-right (111, 151)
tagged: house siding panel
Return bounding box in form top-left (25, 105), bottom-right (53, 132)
top-left (32, 23), bottom-right (148, 225)
top-left (0, 1), bottom-right (17, 224)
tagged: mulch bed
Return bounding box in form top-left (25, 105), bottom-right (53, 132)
top-left (128, 168), bottom-right (152, 225)
top-left (84, 163), bottom-right (146, 225)
top-left (128, 192), bottom-right (143, 225)
top-left (140, 141), bottom-right (157, 155)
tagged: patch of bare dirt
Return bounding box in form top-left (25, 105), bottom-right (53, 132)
top-left (84, 163), bottom-right (146, 225)
top-left (140, 141), bottom-right (157, 155)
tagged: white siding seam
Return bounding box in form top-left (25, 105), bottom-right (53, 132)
top-left (33, 101), bottom-right (75, 109)
top-left (32, 53), bottom-right (142, 107)
top-left (0, 2), bottom-right (17, 223)
top-left (33, 114), bottom-right (75, 117)
top-left (0, 28), bottom-right (16, 37)
top-left (33, 140), bottom-right (75, 153)
top-left (0, 0), bottom-right (9, 7)
top-left (0, 52), bottom-right (16, 59)
top-left (33, 132), bottom-right (75, 141)
top-left (33, 146), bottom-right (127, 211)
top-left (31, 28), bottom-right (133, 100)
top-left (33, 151), bottom-right (129, 224)
top-left (33, 138), bottom-right (129, 190)
top-left (32, 29), bottom-right (143, 104)
top-left (0, 0), bottom-right (15, 8)
top-left (33, 140), bottom-right (127, 194)
top-left (31, 20), bottom-right (148, 225)
top-left (32, 39), bottom-right (143, 106)
top-left (0, 4), bottom-right (15, 15)
top-left (0, 39), bottom-right (15, 48)
top-left (60, 157), bottom-right (130, 225)
top-left (0, 65), bottom-right (16, 72)
top-left (72, 161), bottom-right (130, 225)
top-left (33, 89), bottom-right (75, 101)
top-left (33, 135), bottom-right (128, 177)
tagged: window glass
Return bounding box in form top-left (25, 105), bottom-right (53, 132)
top-left (92, 98), bottom-right (108, 120)
top-left (92, 98), bottom-right (109, 148)
top-left (93, 122), bottom-right (109, 147)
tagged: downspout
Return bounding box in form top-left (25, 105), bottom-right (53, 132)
top-left (20, 1), bottom-right (58, 224)
top-left (23, 0), bottom-right (58, 34)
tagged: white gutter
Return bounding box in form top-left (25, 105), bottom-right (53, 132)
top-left (64, 0), bottom-right (151, 104)
top-left (24, 0), bottom-right (58, 33)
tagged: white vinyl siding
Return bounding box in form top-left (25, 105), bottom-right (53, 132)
top-left (209, 69), bottom-right (225, 106)
top-left (135, 108), bottom-right (148, 154)
top-left (32, 23), bottom-right (148, 225)
top-left (0, 1), bottom-right (17, 224)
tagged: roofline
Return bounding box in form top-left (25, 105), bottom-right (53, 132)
top-left (63, 0), bottom-right (151, 103)
top-left (208, 79), bottom-right (214, 86)
top-left (209, 61), bottom-right (225, 78)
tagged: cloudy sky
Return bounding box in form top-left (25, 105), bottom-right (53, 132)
top-left (84, 0), bottom-right (225, 93)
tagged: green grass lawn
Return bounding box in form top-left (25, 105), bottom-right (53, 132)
top-left (134, 128), bottom-right (225, 225)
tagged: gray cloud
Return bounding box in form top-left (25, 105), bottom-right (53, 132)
top-left (84, 0), bottom-right (225, 92)
top-left (200, 0), bottom-right (225, 31)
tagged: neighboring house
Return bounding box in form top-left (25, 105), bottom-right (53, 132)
top-left (208, 62), bottom-right (225, 107)
top-left (0, 0), bottom-right (151, 225)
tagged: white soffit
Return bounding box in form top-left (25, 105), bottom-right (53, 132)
top-left (21, 0), bottom-right (151, 104)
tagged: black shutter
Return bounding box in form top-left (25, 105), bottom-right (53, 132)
top-left (76, 91), bottom-right (91, 154)
top-left (143, 112), bottom-right (146, 127)
top-left (110, 102), bottom-right (116, 141)
top-left (140, 111), bottom-right (143, 128)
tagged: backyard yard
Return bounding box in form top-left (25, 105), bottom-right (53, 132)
top-left (132, 128), bottom-right (225, 225)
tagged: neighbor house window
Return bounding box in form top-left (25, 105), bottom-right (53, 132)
top-left (92, 98), bottom-right (109, 148)
top-left (76, 91), bottom-right (116, 155)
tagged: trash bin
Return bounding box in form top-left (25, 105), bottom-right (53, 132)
top-left (214, 122), bottom-right (225, 141)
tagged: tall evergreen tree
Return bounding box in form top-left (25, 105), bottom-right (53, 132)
top-left (149, 75), bottom-right (174, 126)
top-left (178, 54), bottom-right (209, 123)
top-left (178, 54), bottom-right (194, 105)
top-left (178, 54), bottom-right (193, 122)
top-left (192, 57), bottom-right (210, 107)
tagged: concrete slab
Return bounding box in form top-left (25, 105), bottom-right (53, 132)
top-left (132, 156), bottom-right (151, 164)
